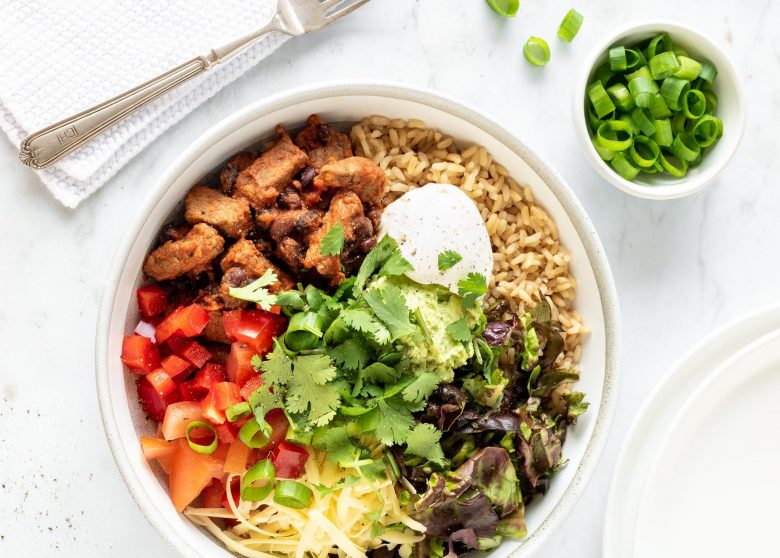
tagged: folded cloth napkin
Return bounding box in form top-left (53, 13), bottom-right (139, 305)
top-left (0, 0), bottom-right (287, 208)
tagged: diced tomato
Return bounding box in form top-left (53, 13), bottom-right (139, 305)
top-left (193, 364), bottom-right (228, 389)
top-left (156, 304), bottom-right (210, 342)
top-left (167, 335), bottom-right (212, 368)
top-left (239, 375), bottom-right (264, 400)
top-left (200, 392), bottom-right (225, 425)
top-left (178, 380), bottom-right (207, 402)
top-left (223, 439), bottom-right (251, 474)
top-left (140, 436), bottom-right (175, 460)
top-left (137, 377), bottom-right (180, 422)
top-left (226, 342), bottom-right (257, 385)
top-left (268, 305), bottom-right (282, 315)
top-left (221, 477), bottom-right (241, 510)
top-left (200, 381), bottom-right (240, 425)
top-left (137, 284), bottom-right (168, 317)
top-left (160, 354), bottom-right (191, 378)
top-left (214, 422), bottom-right (240, 444)
top-left (222, 309), bottom-right (286, 353)
top-left (161, 401), bottom-right (207, 441)
top-left (169, 439), bottom-right (224, 512)
top-left (121, 334), bottom-right (160, 373)
top-left (146, 369), bottom-right (177, 398)
top-left (202, 478), bottom-right (225, 509)
top-left (270, 441), bottom-right (309, 479)
top-left (255, 408), bottom-right (290, 459)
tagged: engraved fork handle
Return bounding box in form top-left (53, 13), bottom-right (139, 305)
top-left (19, 18), bottom-right (282, 170)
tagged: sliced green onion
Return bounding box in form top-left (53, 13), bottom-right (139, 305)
top-left (673, 45), bottom-right (689, 58)
top-left (524, 37), bottom-right (551, 66)
top-left (670, 133), bottom-right (700, 162)
top-left (627, 66), bottom-right (659, 108)
top-left (273, 480), bottom-right (313, 509)
top-left (238, 417), bottom-right (272, 449)
top-left (660, 77), bottom-right (690, 110)
top-left (629, 136), bottom-right (661, 168)
top-left (186, 421), bottom-right (218, 455)
top-left (597, 120), bottom-right (633, 151)
top-left (606, 83), bottom-right (635, 112)
top-left (631, 108), bottom-right (656, 136)
top-left (619, 114), bottom-right (640, 135)
top-left (624, 48), bottom-right (643, 70)
top-left (674, 56), bottom-right (702, 80)
top-left (485, 0), bottom-right (519, 17)
top-left (703, 90), bottom-right (718, 113)
top-left (594, 62), bottom-right (619, 88)
top-left (609, 46), bottom-right (627, 71)
top-left (692, 115), bottom-right (721, 147)
top-left (659, 149), bottom-right (689, 177)
top-left (698, 61), bottom-right (718, 86)
top-left (649, 51), bottom-right (680, 80)
top-left (588, 81), bottom-right (616, 118)
top-left (226, 402), bottom-right (252, 423)
top-left (284, 311), bottom-right (325, 351)
top-left (671, 111), bottom-right (687, 135)
top-left (591, 136), bottom-right (617, 161)
top-left (558, 9), bottom-right (584, 42)
top-left (241, 459), bottom-right (275, 501)
top-left (652, 119), bottom-right (673, 147)
top-left (587, 103), bottom-right (608, 131)
top-left (646, 33), bottom-right (673, 59)
top-left (649, 94), bottom-right (672, 118)
top-left (610, 152), bottom-right (640, 180)
top-left (682, 89), bottom-right (707, 119)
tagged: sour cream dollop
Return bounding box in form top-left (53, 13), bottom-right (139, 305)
top-left (379, 183), bottom-right (493, 293)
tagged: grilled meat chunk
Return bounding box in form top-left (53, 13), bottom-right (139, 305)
top-left (220, 151), bottom-right (254, 195)
top-left (201, 311), bottom-right (232, 344)
top-left (233, 125), bottom-right (309, 209)
top-left (313, 156), bottom-right (387, 206)
top-left (303, 191), bottom-right (365, 284)
top-left (220, 239), bottom-right (294, 292)
top-left (143, 223), bottom-right (224, 281)
top-left (294, 114), bottom-right (353, 169)
top-left (184, 185), bottom-right (251, 239)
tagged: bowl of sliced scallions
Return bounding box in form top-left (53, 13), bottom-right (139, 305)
top-left (575, 20), bottom-right (745, 200)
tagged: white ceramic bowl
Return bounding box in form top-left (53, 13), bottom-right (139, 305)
top-left (96, 82), bottom-right (621, 558)
top-left (573, 20), bottom-right (745, 200)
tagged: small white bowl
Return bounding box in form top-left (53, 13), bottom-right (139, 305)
top-left (573, 20), bottom-right (745, 200)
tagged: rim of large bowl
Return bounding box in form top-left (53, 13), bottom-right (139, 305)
top-left (96, 81), bottom-right (621, 558)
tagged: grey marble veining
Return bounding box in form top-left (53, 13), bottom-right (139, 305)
top-left (0, 0), bottom-right (778, 556)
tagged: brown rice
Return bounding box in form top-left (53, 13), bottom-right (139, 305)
top-left (351, 116), bottom-right (587, 369)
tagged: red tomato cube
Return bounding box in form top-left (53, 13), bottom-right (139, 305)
top-left (239, 375), bottom-right (264, 400)
top-left (121, 334), bottom-right (160, 373)
top-left (223, 309), bottom-right (286, 354)
top-left (146, 369), bottom-right (177, 398)
top-left (226, 343), bottom-right (257, 386)
top-left (160, 354), bottom-right (191, 378)
top-left (137, 377), bottom-right (180, 422)
top-left (156, 304), bottom-right (210, 342)
top-left (137, 284), bottom-right (168, 317)
top-left (167, 336), bottom-right (212, 368)
top-left (270, 441), bottom-right (309, 479)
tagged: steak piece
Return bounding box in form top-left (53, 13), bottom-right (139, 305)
top-left (294, 114), bottom-right (353, 169)
top-left (220, 151), bottom-right (254, 195)
top-left (313, 156), bottom-right (388, 206)
top-left (233, 125), bottom-right (309, 209)
top-left (184, 185), bottom-right (251, 239)
top-left (143, 223), bottom-right (224, 281)
top-left (220, 239), bottom-right (294, 293)
top-left (303, 191), bottom-right (365, 284)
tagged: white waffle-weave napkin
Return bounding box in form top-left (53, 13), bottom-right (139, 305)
top-left (0, 0), bottom-right (287, 208)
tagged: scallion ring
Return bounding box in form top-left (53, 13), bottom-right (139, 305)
top-left (631, 108), bottom-right (656, 136)
top-left (702, 90), bottom-right (718, 113)
top-left (273, 480), bottom-right (313, 509)
top-left (659, 149), bottom-right (689, 177)
top-left (691, 115), bottom-right (721, 147)
top-left (649, 51), bottom-right (681, 80)
top-left (682, 89), bottom-right (707, 119)
top-left (610, 152), bottom-right (640, 180)
top-left (284, 311), bottom-right (325, 351)
top-left (629, 136), bottom-right (661, 168)
top-left (606, 83), bottom-right (635, 112)
top-left (240, 459), bottom-right (276, 501)
top-left (646, 33), bottom-right (673, 59)
top-left (670, 133), bottom-right (701, 162)
top-left (238, 417), bottom-right (272, 449)
top-left (591, 136), bottom-right (617, 162)
top-left (698, 61), bottom-right (718, 86)
top-left (627, 67), bottom-right (659, 108)
top-left (558, 9), bottom-right (584, 42)
top-left (588, 81), bottom-right (616, 118)
top-left (226, 401), bottom-right (252, 423)
top-left (524, 36), bottom-right (551, 67)
top-left (671, 111), bottom-right (687, 135)
top-left (587, 103), bottom-right (613, 132)
top-left (652, 119), bottom-right (673, 147)
top-left (186, 420), bottom-right (218, 455)
top-left (609, 46), bottom-right (627, 71)
top-left (485, 0), bottom-right (519, 17)
top-left (674, 56), bottom-right (702, 81)
top-left (649, 94), bottom-right (672, 119)
top-left (660, 77), bottom-right (690, 110)
top-left (596, 119), bottom-right (633, 151)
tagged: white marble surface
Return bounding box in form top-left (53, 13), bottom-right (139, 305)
top-left (1, 1), bottom-right (778, 556)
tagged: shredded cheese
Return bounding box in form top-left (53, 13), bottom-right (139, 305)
top-left (186, 450), bottom-right (425, 558)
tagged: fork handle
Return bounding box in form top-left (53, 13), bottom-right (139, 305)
top-left (19, 20), bottom-right (280, 170)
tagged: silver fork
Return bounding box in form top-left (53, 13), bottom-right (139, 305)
top-left (18, 0), bottom-right (370, 170)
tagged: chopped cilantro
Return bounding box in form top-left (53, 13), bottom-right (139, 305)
top-left (404, 423), bottom-right (446, 467)
top-left (362, 362), bottom-right (399, 384)
top-left (316, 426), bottom-right (359, 465)
top-left (457, 272), bottom-right (488, 308)
top-left (362, 284), bottom-right (415, 340)
top-left (355, 235), bottom-right (398, 291)
top-left (284, 355), bottom-right (341, 427)
top-left (327, 338), bottom-right (370, 370)
top-left (375, 399), bottom-right (415, 446)
top-left (401, 372), bottom-right (440, 403)
top-left (227, 268), bottom-right (278, 310)
top-left (446, 318), bottom-right (471, 342)
top-left (314, 475), bottom-right (362, 495)
top-left (438, 249), bottom-right (463, 271)
top-left (320, 223), bottom-right (345, 256)
top-left (341, 308), bottom-right (391, 345)
top-left (378, 248), bottom-right (413, 277)
top-left (258, 342), bottom-right (293, 385)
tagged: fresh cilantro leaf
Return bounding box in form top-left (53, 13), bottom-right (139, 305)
top-left (458, 272), bottom-right (488, 308)
top-left (248, 384), bottom-right (284, 414)
top-left (438, 250), bottom-right (463, 271)
top-left (446, 318), bottom-right (471, 342)
top-left (363, 284), bottom-right (415, 340)
top-left (320, 223), bottom-right (345, 256)
top-left (375, 399), bottom-right (415, 446)
top-left (275, 290), bottom-right (305, 310)
top-left (379, 248), bottom-right (413, 277)
top-left (284, 354), bottom-right (341, 427)
top-left (404, 423), bottom-right (446, 467)
top-left (250, 354), bottom-right (263, 371)
top-left (315, 475), bottom-right (362, 496)
top-left (316, 426), bottom-right (359, 465)
top-left (359, 459), bottom-right (388, 481)
top-left (362, 362), bottom-right (399, 384)
top-left (259, 342), bottom-right (293, 386)
top-left (227, 268), bottom-right (279, 310)
top-left (355, 235), bottom-right (399, 291)
top-left (341, 308), bottom-right (391, 345)
top-left (382, 375), bottom-right (416, 399)
top-left (401, 372), bottom-right (440, 403)
top-left (333, 276), bottom-right (357, 301)
top-left (327, 338), bottom-right (370, 370)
